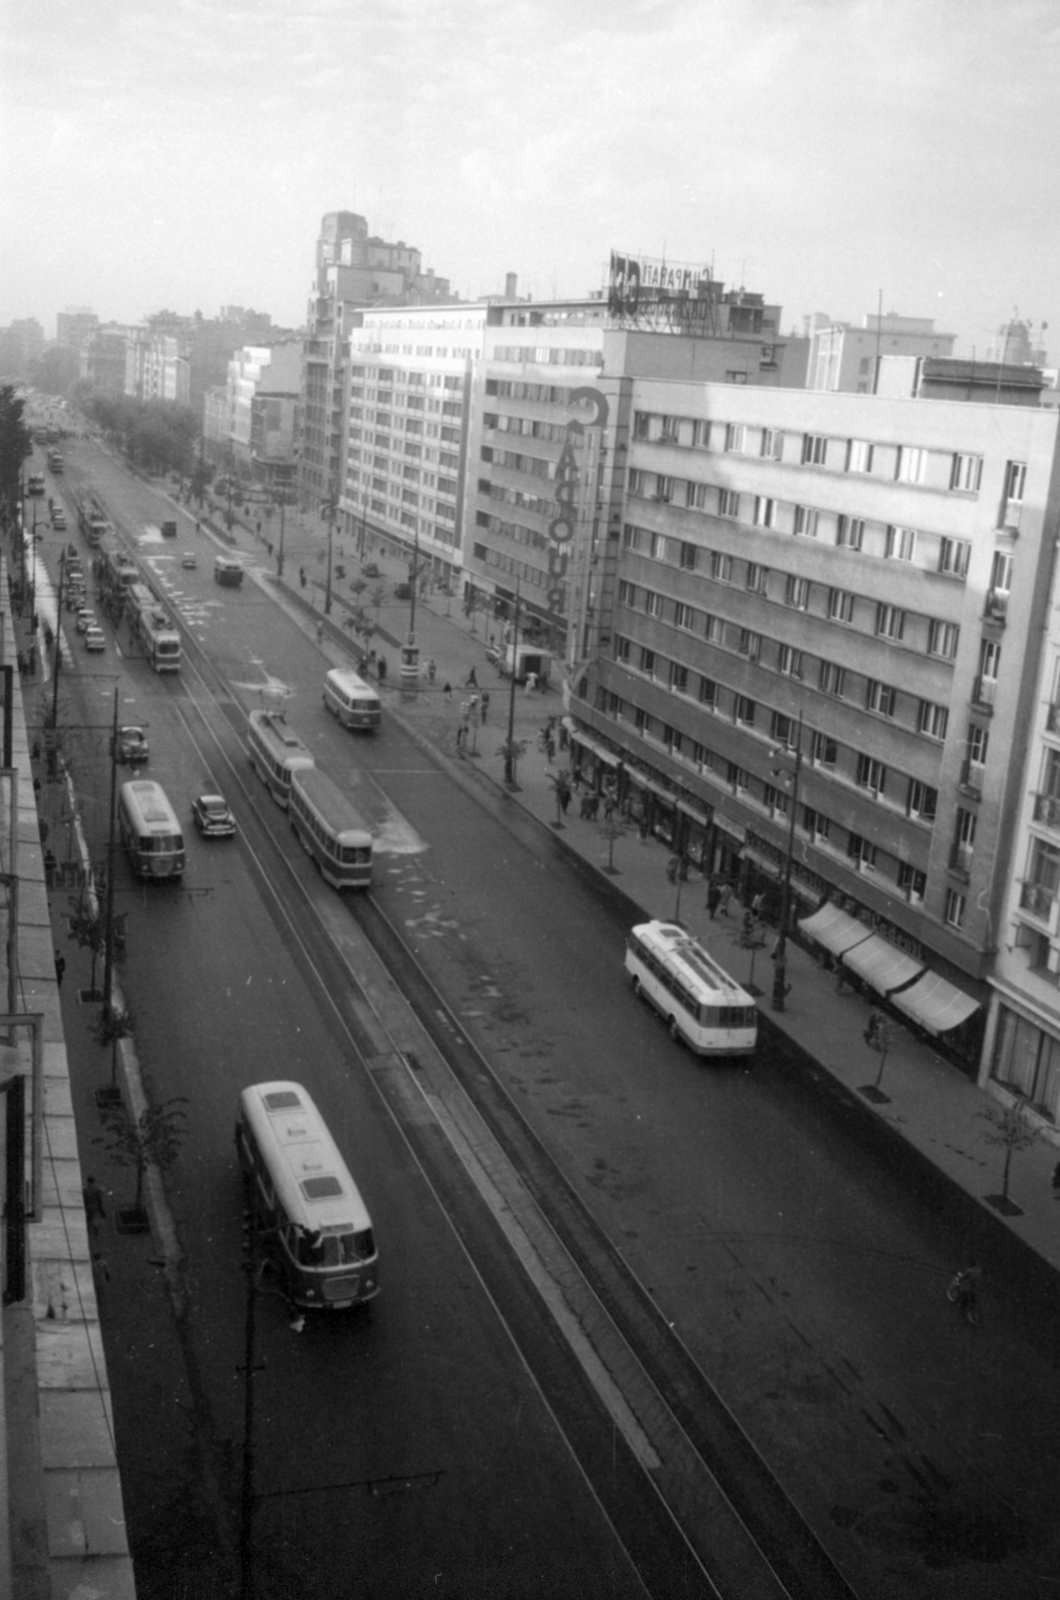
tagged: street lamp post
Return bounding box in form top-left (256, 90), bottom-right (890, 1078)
top-left (276, 495), bottom-right (286, 580)
top-left (503, 582), bottom-right (522, 788)
top-left (400, 524), bottom-right (421, 692)
top-left (771, 711), bottom-right (804, 1012)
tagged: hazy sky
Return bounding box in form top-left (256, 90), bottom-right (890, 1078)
top-left (3, 0), bottom-right (1059, 359)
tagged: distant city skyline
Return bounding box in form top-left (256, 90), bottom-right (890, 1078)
top-left (2, 0), bottom-right (1058, 363)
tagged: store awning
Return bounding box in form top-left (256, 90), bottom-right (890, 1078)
top-left (572, 733), bottom-right (621, 767)
top-left (842, 935), bottom-right (925, 995)
top-left (891, 971), bottom-right (981, 1036)
top-left (798, 903), bottom-right (873, 957)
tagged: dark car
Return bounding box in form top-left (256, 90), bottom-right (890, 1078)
top-left (394, 582), bottom-right (413, 600)
top-left (117, 726), bottom-right (149, 765)
top-left (192, 793), bottom-right (236, 838)
top-left (362, 562), bottom-right (380, 578)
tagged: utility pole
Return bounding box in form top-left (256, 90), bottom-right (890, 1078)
top-left (50, 553), bottom-right (65, 729)
top-left (770, 711), bottom-right (803, 1012)
top-left (504, 582), bottom-right (522, 788)
top-left (100, 688), bottom-right (120, 1011)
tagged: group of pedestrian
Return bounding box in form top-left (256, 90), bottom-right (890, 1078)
top-left (706, 877), bottom-right (734, 919)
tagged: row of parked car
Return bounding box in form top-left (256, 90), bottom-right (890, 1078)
top-left (116, 725), bottom-right (236, 837)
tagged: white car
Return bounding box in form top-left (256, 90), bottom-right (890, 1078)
top-left (75, 608), bottom-right (95, 633)
top-left (181, 551), bottom-right (197, 569)
top-left (84, 626), bottom-right (106, 653)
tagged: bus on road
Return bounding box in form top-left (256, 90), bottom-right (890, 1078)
top-left (117, 780), bottom-right (185, 880)
top-left (323, 667), bottom-right (382, 732)
top-left (625, 920), bottom-right (758, 1057)
top-left (126, 582), bottom-right (181, 673)
top-left (214, 554), bottom-right (245, 587)
top-left (235, 1080), bottom-right (379, 1312)
top-left (247, 708), bottom-right (314, 808)
top-left (289, 765), bottom-right (373, 890)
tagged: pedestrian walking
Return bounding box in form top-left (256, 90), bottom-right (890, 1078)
top-left (82, 1175), bottom-right (106, 1236)
top-left (316, 620), bottom-right (324, 645)
top-left (427, 659), bottom-right (437, 684)
top-left (717, 883), bottom-right (732, 917)
top-left (443, 681), bottom-right (452, 701)
top-left (480, 690), bottom-right (490, 723)
top-left (54, 949), bottom-right (65, 987)
top-left (465, 667), bottom-right (478, 688)
top-left (525, 671), bottom-right (538, 695)
top-left (544, 731), bottom-right (555, 763)
top-left (751, 891), bottom-right (765, 919)
top-left (707, 879), bottom-right (721, 919)
top-left (377, 656), bottom-right (387, 683)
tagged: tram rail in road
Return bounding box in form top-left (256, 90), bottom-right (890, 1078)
top-left (84, 524), bottom-right (861, 1600)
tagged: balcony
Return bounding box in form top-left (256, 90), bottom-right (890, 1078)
top-left (984, 590), bottom-right (1008, 625)
top-left (971, 676), bottom-right (996, 713)
top-left (1048, 704), bottom-right (1060, 736)
top-left (1034, 793), bottom-right (1060, 829)
top-left (949, 841), bottom-right (974, 880)
top-left (1020, 881), bottom-right (1056, 921)
top-left (1000, 498), bottom-right (1022, 534)
top-left (959, 759), bottom-right (985, 796)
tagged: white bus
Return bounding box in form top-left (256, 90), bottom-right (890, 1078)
top-left (625, 920), bottom-right (758, 1057)
top-left (117, 780), bottom-right (186, 880)
top-left (323, 667), bottom-right (382, 732)
top-left (235, 1081), bottom-right (379, 1312)
top-left (289, 766), bottom-right (373, 890)
top-left (214, 554), bottom-right (245, 587)
top-left (247, 708), bottom-right (314, 808)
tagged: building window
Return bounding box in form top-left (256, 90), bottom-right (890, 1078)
top-left (761, 428), bottom-right (784, 461)
top-left (846, 438), bottom-right (874, 474)
top-left (692, 420), bottom-right (711, 448)
top-left (1003, 459), bottom-right (1027, 504)
top-left (848, 834), bottom-right (877, 872)
top-left (679, 541), bottom-right (698, 571)
top-left (654, 475), bottom-right (674, 503)
top-left (866, 680), bottom-right (896, 716)
top-left (686, 481), bottom-right (709, 511)
top-left (711, 551), bottom-right (733, 583)
top-left (811, 732), bottom-right (838, 768)
top-left (950, 453), bottom-right (983, 493)
top-left (735, 695), bottom-right (755, 727)
top-left (836, 516), bottom-right (864, 551)
top-left (819, 661), bottom-right (846, 697)
top-left (622, 524), bottom-right (641, 551)
top-left (753, 496), bottom-right (776, 528)
top-left (856, 754), bottom-right (886, 795)
top-left (704, 613), bottom-right (719, 642)
top-left (640, 647), bottom-right (657, 676)
top-left (793, 505), bottom-right (819, 537)
top-left (674, 601), bottom-right (696, 631)
top-left (785, 575), bottom-right (810, 610)
top-left (939, 538), bottom-right (971, 578)
top-left (828, 588), bottom-right (855, 624)
top-left (670, 663), bottom-right (689, 693)
top-left (802, 433), bottom-right (828, 466)
top-left (898, 863), bottom-right (927, 904)
top-left (876, 604), bottom-right (906, 642)
top-left (718, 489), bottom-right (740, 519)
top-left (944, 888), bottom-right (966, 928)
top-left (746, 562), bottom-right (768, 594)
top-left (771, 710), bottom-right (798, 748)
top-left (918, 700), bottom-right (949, 740)
top-left (927, 619), bottom-right (960, 660)
top-left (699, 677), bottom-right (717, 710)
top-left (737, 629), bottom-right (761, 661)
top-left (896, 446), bottom-right (926, 485)
top-left (644, 590), bottom-right (662, 617)
top-left (615, 636), bottom-right (630, 663)
top-left (724, 423), bottom-right (747, 453)
top-left (778, 644), bottom-right (803, 678)
top-left (803, 806), bottom-right (830, 842)
top-left (908, 780), bottom-right (938, 821)
top-left (886, 525), bottom-right (918, 561)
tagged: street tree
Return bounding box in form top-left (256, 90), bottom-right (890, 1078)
top-left (978, 1097), bottom-right (1038, 1205)
top-left (0, 384), bottom-right (32, 534)
top-left (95, 1095), bottom-right (188, 1218)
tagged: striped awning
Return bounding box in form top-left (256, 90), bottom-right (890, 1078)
top-left (891, 971), bottom-right (981, 1036)
top-left (572, 733), bottom-right (621, 767)
top-left (798, 903), bottom-right (873, 957)
top-left (842, 936), bottom-right (925, 995)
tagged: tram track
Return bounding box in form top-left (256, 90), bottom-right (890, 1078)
top-left (82, 538), bottom-right (862, 1599)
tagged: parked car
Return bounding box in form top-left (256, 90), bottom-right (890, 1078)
top-left (362, 562), bottom-right (380, 578)
top-left (116, 725), bottom-right (149, 765)
top-left (394, 582), bottom-right (413, 600)
top-left (181, 551), bottom-right (197, 569)
top-left (52, 508), bottom-right (66, 530)
top-left (83, 626), bottom-right (106, 653)
top-left (75, 608), bottom-right (95, 633)
top-left (191, 793), bottom-right (236, 838)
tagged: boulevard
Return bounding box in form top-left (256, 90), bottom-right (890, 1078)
top-left (30, 435), bottom-right (1060, 1599)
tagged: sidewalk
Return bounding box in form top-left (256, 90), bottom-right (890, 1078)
top-left (254, 533), bottom-right (1060, 1291)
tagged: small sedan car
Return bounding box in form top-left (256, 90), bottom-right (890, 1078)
top-left (84, 626), bottom-right (106, 652)
top-left (362, 562), bottom-right (380, 578)
top-left (75, 607), bottom-right (96, 633)
top-left (52, 508), bottom-right (67, 530)
top-left (117, 725), bottom-right (149, 765)
top-left (192, 793), bottom-right (237, 838)
top-left (181, 551), bottom-right (197, 569)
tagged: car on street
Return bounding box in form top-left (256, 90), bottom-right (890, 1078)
top-left (52, 508), bottom-right (66, 530)
top-left (191, 793), bottom-right (236, 838)
top-left (181, 551), bottom-right (197, 569)
top-left (116, 726), bottom-right (149, 765)
top-left (83, 626), bottom-right (105, 653)
top-left (362, 562), bottom-right (380, 578)
top-left (75, 608), bottom-right (95, 633)
top-left (394, 581), bottom-right (413, 600)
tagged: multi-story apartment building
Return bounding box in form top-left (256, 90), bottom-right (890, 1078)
top-left (809, 313), bottom-right (956, 393)
top-left (567, 383), bottom-right (1060, 1070)
top-left (0, 317), bottom-right (45, 380)
top-left (227, 342), bottom-right (301, 486)
top-left (299, 211), bottom-right (455, 516)
top-left (340, 305), bottom-right (487, 590)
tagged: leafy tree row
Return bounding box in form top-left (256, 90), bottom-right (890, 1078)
top-left (73, 385), bottom-right (203, 481)
top-left (0, 384), bottom-right (33, 534)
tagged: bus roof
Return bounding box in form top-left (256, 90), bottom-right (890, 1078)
top-left (120, 779), bottom-right (181, 831)
top-left (326, 666), bottom-right (379, 701)
top-left (629, 921), bottom-right (755, 1004)
top-left (291, 765), bottom-right (373, 842)
top-left (238, 1081), bottom-right (372, 1234)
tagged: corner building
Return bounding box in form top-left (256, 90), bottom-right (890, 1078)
top-left (569, 383), bottom-right (1060, 1069)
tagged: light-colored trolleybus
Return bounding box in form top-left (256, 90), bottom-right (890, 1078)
top-left (246, 708), bottom-right (314, 808)
top-left (235, 1081), bottom-right (379, 1312)
top-left (289, 765), bottom-right (373, 890)
top-left (117, 780), bottom-right (186, 880)
top-left (625, 920), bottom-right (758, 1056)
top-left (214, 554), bottom-right (245, 587)
top-left (323, 666), bottom-right (382, 732)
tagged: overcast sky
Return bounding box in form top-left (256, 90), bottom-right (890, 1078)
top-left (2, 0), bottom-right (1058, 361)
